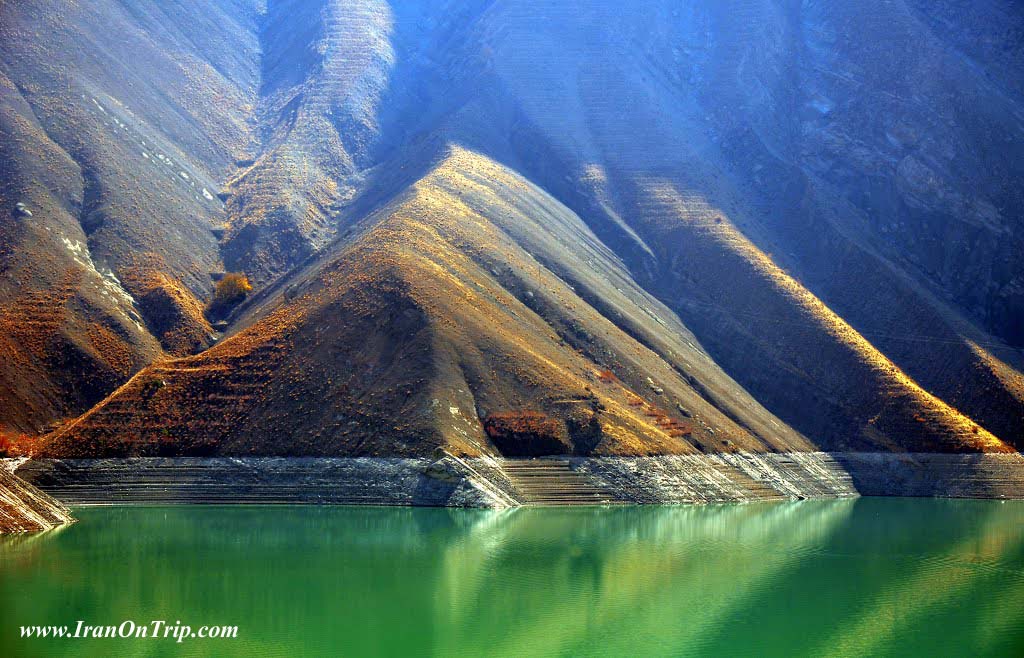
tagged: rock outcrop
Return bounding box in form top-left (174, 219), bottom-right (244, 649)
top-left (17, 453), bottom-right (1024, 508)
top-left (0, 459), bottom-right (75, 533)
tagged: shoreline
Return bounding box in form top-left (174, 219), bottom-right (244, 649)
top-left (10, 452), bottom-right (1024, 508)
top-left (0, 459), bottom-right (76, 533)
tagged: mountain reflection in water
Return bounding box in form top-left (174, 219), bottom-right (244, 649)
top-left (2, 499), bottom-right (1024, 657)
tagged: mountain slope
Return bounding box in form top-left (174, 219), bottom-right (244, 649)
top-left (0, 0), bottom-right (261, 433)
top-left (41, 147), bottom-right (1011, 456)
top-left (1, 0), bottom-right (1021, 457)
top-left (44, 147), bottom-right (814, 457)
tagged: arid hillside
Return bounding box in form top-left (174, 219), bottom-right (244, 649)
top-left (1, 0), bottom-right (1021, 457)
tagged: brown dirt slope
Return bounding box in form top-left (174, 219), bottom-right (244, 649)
top-left (2, 1), bottom-right (1022, 457)
top-left (41, 148), bottom-right (807, 457)
top-left (42, 148), bottom-right (1012, 457)
top-left (0, 0), bottom-right (260, 433)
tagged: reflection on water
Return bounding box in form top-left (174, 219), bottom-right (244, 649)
top-left (2, 499), bottom-right (1024, 657)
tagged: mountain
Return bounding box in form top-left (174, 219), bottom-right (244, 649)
top-left (0, 0), bottom-right (1021, 459)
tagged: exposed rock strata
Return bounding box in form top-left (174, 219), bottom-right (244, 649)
top-left (16, 457), bottom-right (500, 507)
top-left (16, 454), bottom-right (1024, 508)
top-left (833, 452), bottom-right (1024, 499)
top-left (0, 459), bottom-right (75, 532)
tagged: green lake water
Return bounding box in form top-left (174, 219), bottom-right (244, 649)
top-left (2, 499), bottom-right (1024, 657)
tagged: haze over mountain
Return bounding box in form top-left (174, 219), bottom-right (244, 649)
top-left (0, 0), bottom-right (1021, 458)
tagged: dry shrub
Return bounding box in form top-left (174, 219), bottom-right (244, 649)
top-left (208, 272), bottom-right (252, 317)
top-left (484, 410), bottom-right (562, 438)
top-left (483, 410), bottom-right (570, 456)
top-left (214, 273), bottom-right (252, 306)
top-left (0, 431), bottom-right (38, 457)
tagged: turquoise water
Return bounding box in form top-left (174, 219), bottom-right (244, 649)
top-left (2, 499), bottom-right (1024, 657)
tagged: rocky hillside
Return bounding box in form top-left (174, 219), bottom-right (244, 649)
top-left (0, 460), bottom-right (74, 532)
top-left (1, 0), bottom-right (1021, 458)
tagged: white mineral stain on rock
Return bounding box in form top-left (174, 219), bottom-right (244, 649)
top-left (60, 235), bottom-right (141, 326)
top-left (61, 236), bottom-right (91, 268)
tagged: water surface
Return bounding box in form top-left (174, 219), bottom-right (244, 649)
top-left (2, 499), bottom-right (1024, 657)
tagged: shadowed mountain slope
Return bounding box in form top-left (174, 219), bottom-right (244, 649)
top-left (44, 148), bottom-right (816, 457)
top-left (1, 0), bottom-right (1021, 457)
top-left (0, 0), bottom-right (261, 433)
top-left (42, 147), bottom-right (1010, 457)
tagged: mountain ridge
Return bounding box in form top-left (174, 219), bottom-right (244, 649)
top-left (0, 0), bottom-right (1021, 459)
